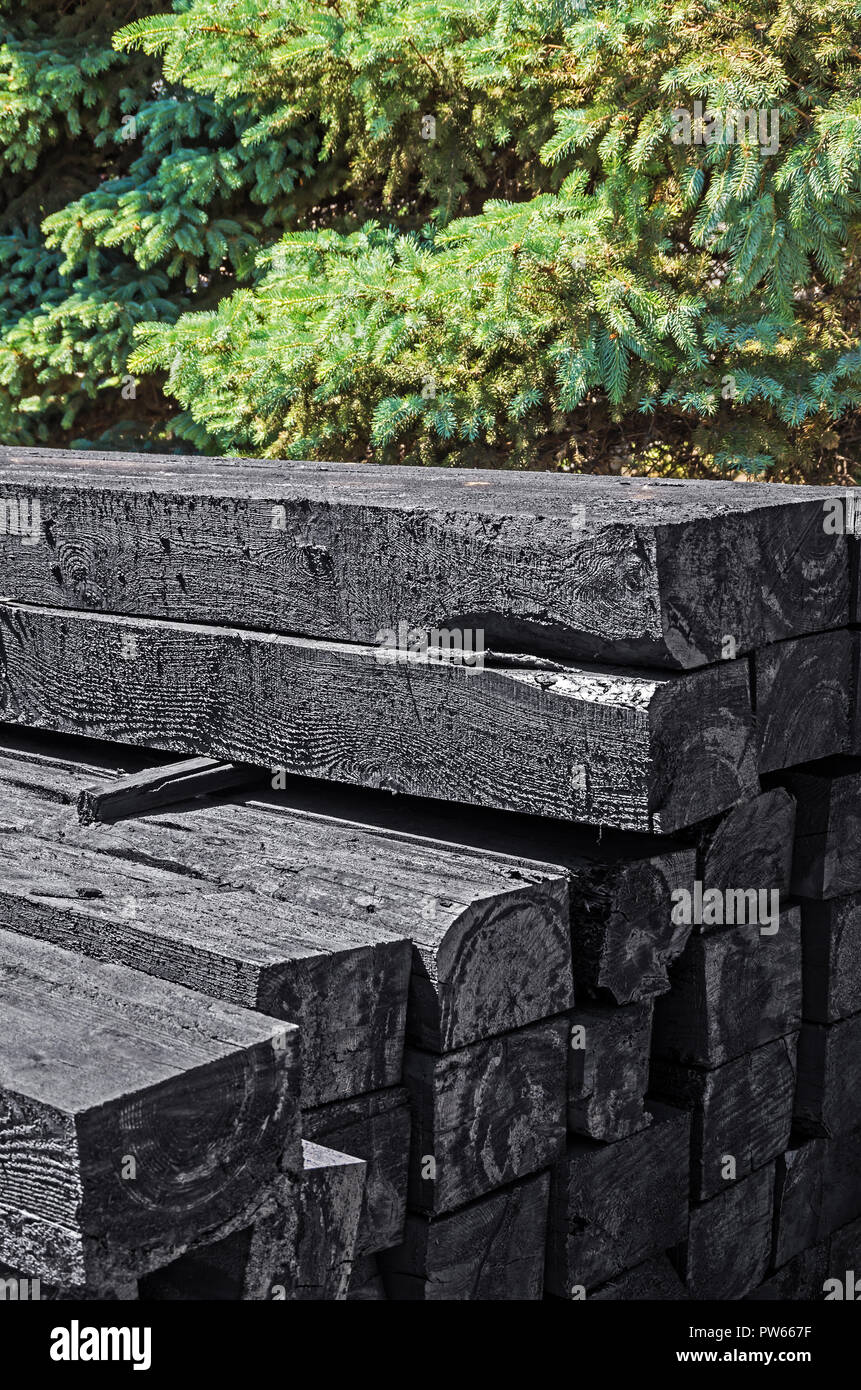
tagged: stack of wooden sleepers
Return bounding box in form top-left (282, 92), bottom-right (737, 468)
top-left (0, 446), bottom-right (859, 1301)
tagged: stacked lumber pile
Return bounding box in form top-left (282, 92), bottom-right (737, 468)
top-left (0, 445), bottom-right (859, 1301)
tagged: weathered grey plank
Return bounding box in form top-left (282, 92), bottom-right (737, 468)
top-left (141, 1141), bottom-right (365, 1301)
top-left (753, 630), bottom-right (853, 773)
top-left (651, 910), bottom-right (802, 1067)
top-left (302, 1087), bottom-right (411, 1256)
top-left (202, 804), bottom-right (573, 1054)
top-left (674, 1164), bottom-right (775, 1300)
top-left (696, 787), bottom-right (795, 903)
top-left (0, 818), bottom-right (410, 1108)
top-left (76, 756), bottom-right (262, 824)
top-left (285, 1141), bottom-right (366, 1301)
top-left (9, 735), bottom-right (674, 1021)
top-left (0, 752), bottom-right (571, 1057)
top-left (650, 1035), bottom-right (797, 1200)
top-left (246, 782), bottom-right (697, 1005)
top-left (568, 1001), bottom-right (653, 1140)
top-left (404, 1019), bottom-right (568, 1216)
top-left (545, 1103), bottom-right (690, 1296)
top-left (379, 1174), bottom-right (550, 1301)
top-left (0, 600), bottom-right (758, 833)
top-left (0, 446), bottom-right (848, 668)
top-left (0, 928), bottom-right (301, 1293)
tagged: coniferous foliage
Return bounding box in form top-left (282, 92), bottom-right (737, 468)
top-left (2, 0), bottom-right (861, 476)
top-left (0, 0), bottom-right (318, 448)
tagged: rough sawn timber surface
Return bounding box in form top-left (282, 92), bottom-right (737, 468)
top-left (245, 780), bottom-right (697, 1005)
top-left (0, 601), bottom-right (758, 833)
top-left (380, 1173), bottom-right (550, 1301)
top-left (695, 788), bottom-right (795, 901)
top-left (674, 1164), bottom-right (775, 1300)
top-left (140, 1141), bottom-right (365, 1301)
top-left (404, 1018), bottom-right (568, 1215)
top-left (0, 447), bottom-right (849, 669)
top-left (795, 1012), bottom-right (861, 1137)
top-left (0, 745), bottom-right (572, 1058)
top-left (753, 631), bottom-right (853, 773)
top-left (0, 928), bottom-right (301, 1293)
top-left (544, 1103), bottom-right (690, 1295)
top-left (568, 1001), bottom-right (654, 1140)
top-left (650, 1034), bottom-right (797, 1199)
top-left (302, 1087), bottom-right (411, 1256)
top-left (652, 910), bottom-right (802, 1067)
top-left (799, 893), bottom-right (861, 1022)
top-left (0, 772), bottom-right (410, 1108)
top-left (786, 761), bottom-right (861, 899)
top-left (76, 755), bottom-right (261, 824)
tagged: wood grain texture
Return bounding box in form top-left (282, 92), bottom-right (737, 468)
top-left (145, 795), bottom-right (573, 1056)
top-left (568, 1001), bottom-right (653, 1140)
top-left (0, 747), bottom-right (571, 1058)
top-left (564, 841), bottom-right (695, 1002)
top-left (673, 1164), bottom-right (775, 1301)
top-left (0, 803), bottom-right (410, 1109)
top-left (141, 1141), bottom-right (365, 1301)
top-left (544, 1103), bottom-right (690, 1296)
top-left (753, 631), bottom-right (853, 773)
top-left (76, 756), bottom-right (261, 824)
top-left (0, 447), bottom-right (849, 668)
top-left (302, 1087), bottom-right (410, 1256)
top-left (795, 1012), bottom-right (861, 1137)
top-left (786, 761), bottom-right (861, 899)
top-left (696, 788), bottom-right (795, 903)
top-left (379, 1173), bottom-right (550, 1301)
top-left (385, 871), bottom-right (571, 1054)
top-left (650, 1034), bottom-right (797, 1200)
top-left (247, 779), bottom-right (697, 1005)
top-left (0, 600), bottom-right (758, 833)
top-left (141, 806), bottom-right (570, 1058)
top-left (0, 729), bottom-right (688, 1023)
top-left (800, 894), bottom-right (861, 1022)
top-left (588, 1255), bottom-right (690, 1301)
top-left (404, 1018), bottom-right (568, 1215)
top-left (287, 1141), bottom-right (366, 1300)
top-left (0, 928), bottom-right (301, 1292)
top-left (652, 910), bottom-right (802, 1067)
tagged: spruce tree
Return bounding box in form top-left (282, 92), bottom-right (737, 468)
top-left (0, 0), bottom-right (318, 449)
top-left (3, 0), bottom-right (861, 479)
